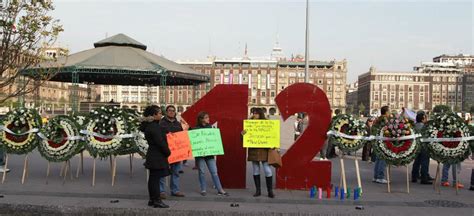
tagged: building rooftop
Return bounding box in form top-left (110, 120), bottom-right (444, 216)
top-left (433, 54), bottom-right (474, 59)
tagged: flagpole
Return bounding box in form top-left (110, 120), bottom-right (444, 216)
top-left (304, 0), bottom-right (310, 83)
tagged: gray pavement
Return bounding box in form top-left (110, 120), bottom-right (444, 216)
top-left (0, 116), bottom-right (473, 215)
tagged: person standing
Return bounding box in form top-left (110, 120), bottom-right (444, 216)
top-left (294, 114), bottom-right (303, 141)
top-left (470, 169), bottom-right (474, 191)
top-left (362, 118), bottom-right (374, 161)
top-left (411, 112), bottom-right (432, 184)
top-left (326, 109), bottom-right (341, 159)
top-left (141, 105), bottom-right (170, 208)
top-left (193, 111), bottom-right (229, 196)
top-left (373, 106), bottom-right (389, 184)
top-left (0, 115), bottom-right (10, 173)
top-left (0, 146), bottom-right (9, 173)
top-left (441, 163), bottom-right (463, 188)
top-left (159, 105), bottom-right (189, 198)
top-left (244, 108), bottom-right (275, 198)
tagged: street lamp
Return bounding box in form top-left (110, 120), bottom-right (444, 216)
top-left (304, 0), bottom-right (310, 83)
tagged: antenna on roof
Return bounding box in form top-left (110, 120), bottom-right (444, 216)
top-left (244, 43), bottom-right (248, 57)
top-left (208, 35), bottom-right (212, 57)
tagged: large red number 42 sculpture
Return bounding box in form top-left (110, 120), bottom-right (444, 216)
top-left (275, 83), bottom-right (332, 190)
top-left (183, 83), bottom-right (331, 190)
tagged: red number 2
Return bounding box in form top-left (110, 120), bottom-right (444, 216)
top-left (182, 85), bottom-right (248, 188)
top-left (275, 83), bottom-right (332, 190)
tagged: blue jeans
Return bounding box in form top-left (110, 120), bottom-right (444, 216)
top-left (159, 162), bottom-right (181, 194)
top-left (441, 163), bottom-right (460, 184)
top-left (373, 157), bottom-right (386, 180)
top-left (196, 157), bottom-right (223, 192)
top-left (252, 161), bottom-right (272, 177)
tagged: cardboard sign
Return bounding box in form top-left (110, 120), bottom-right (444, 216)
top-left (166, 131), bottom-right (192, 164)
top-left (243, 120), bottom-right (280, 148)
top-left (188, 128), bottom-right (224, 157)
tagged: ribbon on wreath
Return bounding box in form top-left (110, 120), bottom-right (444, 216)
top-left (79, 130), bottom-right (135, 139)
top-left (0, 125), bottom-right (39, 136)
top-left (327, 130), bottom-right (422, 141)
top-left (420, 136), bottom-right (474, 142)
top-left (37, 132), bottom-right (84, 142)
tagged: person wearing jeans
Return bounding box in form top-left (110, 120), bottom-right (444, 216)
top-left (373, 155), bottom-right (387, 184)
top-left (159, 105), bottom-right (189, 198)
top-left (193, 111), bottom-right (228, 196)
top-left (372, 106), bottom-right (390, 184)
top-left (441, 163), bottom-right (463, 188)
top-left (159, 163), bottom-right (182, 194)
top-left (411, 113), bottom-right (432, 184)
top-left (244, 108), bottom-right (275, 198)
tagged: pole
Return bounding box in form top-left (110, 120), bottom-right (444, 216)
top-left (304, 0), bottom-right (310, 83)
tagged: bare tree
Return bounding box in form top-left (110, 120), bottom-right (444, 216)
top-left (0, 0), bottom-right (63, 104)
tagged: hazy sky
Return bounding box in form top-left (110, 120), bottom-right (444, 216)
top-left (52, 0), bottom-right (473, 82)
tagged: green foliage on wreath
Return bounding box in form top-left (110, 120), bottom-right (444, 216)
top-left (38, 115), bottom-right (84, 162)
top-left (423, 113), bottom-right (472, 164)
top-left (0, 108), bottom-right (42, 154)
top-left (114, 109), bottom-right (141, 156)
top-left (328, 114), bottom-right (367, 153)
top-left (373, 114), bottom-right (419, 166)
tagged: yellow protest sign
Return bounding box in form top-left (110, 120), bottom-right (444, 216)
top-left (243, 120), bottom-right (280, 148)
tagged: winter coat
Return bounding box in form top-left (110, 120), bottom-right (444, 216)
top-left (142, 119), bottom-right (171, 170)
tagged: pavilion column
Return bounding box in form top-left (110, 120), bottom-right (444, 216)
top-left (146, 84), bottom-right (152, 105)
top-left (159, 71), bottom-right (168, 108)
top-left (192, 83), bottom-right (198, 103)
top-left (71, 71), bottom-right (79, 113)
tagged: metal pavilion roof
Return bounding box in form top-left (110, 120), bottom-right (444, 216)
top-left (23, 33), bottom-right (210, 86)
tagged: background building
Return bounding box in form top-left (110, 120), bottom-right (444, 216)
top-left (358, 67), bottom-right (430, 116)
top-left (345, 81), bottom-right (358, 114)
top-left (358, 54), bottom-right (472, 116)
top-left (101, 40), bottom-right (348, 115)
top-left (433, 54), bottom-right (474, 66)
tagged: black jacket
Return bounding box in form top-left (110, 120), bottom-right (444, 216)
top-left (143, 120), bottom-right (171, 170)
top-left (159, 117), bottom-right (184, 134)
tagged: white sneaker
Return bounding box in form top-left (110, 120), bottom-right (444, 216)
top-left (0, 166), bottom-right (10, 173)
top-left (376, 179), bottom-right (388, 184)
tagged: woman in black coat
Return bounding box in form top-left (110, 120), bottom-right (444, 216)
top-left (141, 105), bottom-right (171, 208)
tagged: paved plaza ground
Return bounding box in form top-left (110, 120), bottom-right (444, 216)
top-left (0, 116), bottom-right (473, 215)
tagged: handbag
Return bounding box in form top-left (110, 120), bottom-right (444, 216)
top-left (267, 149), bottom-right (282, 168)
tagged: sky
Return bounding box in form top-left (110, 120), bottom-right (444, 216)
top-left (52, 0), bottom-right (473, 82)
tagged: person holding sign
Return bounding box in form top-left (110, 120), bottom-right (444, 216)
top-left (242, 108), bottom-right (275, 198)
top-left (191, 111), bottom-right (229, 196)
top-left (141, 105), bottom-right (170, 208)
top-left (159, 105), bottom-right (189, 198)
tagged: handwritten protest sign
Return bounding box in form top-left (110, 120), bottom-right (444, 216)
top-left (166, 131), bottom-right (192, 164)
top-left (188, 128), bottom-right (224, 157)
top-left (243, 120), bottom-right (280, 148)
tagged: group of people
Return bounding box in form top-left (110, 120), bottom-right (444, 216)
top-left (141, 106), bottom-right (276, 208)
top-left (361, 105), bottom-right (474, 190)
